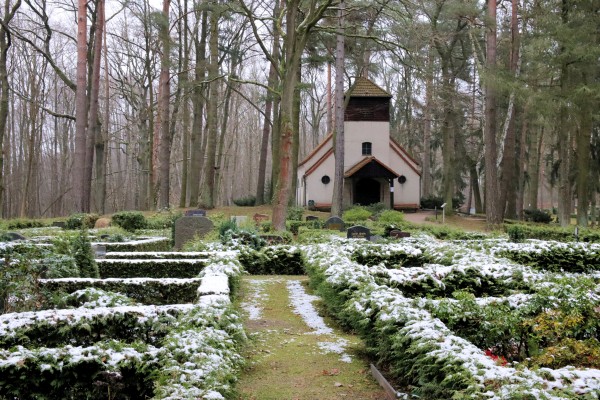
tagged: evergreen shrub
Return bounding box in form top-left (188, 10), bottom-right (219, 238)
top-left (5, 219), bottom-right (46, 230)
top-left (523, 208), bottom-right (552, 223)
top-left (286, 206), bottom-right (304, 221)
top-left (377, 210), bottom-right (405, 224)
top-left (65, 213), bottom-right (99, 229)
top-left (238, 246), bottom-right (304, 274)
top-left (112, 211), bottom-right (147, 231)
top-left (72, 230), bottom-right (99, 278)
top-left (232, 195), bottom-right (256, 206)
top-left (342, 206), bottom-right (372, 223)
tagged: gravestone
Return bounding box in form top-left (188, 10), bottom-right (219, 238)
top-left (92, 244), bottom-right (107, 258)
top-left (52, 221), bottom-right (66, 229)
top-left (324, 216), bottom-right (345, 231)
top-left (389, 229), bottom-right (411, 239)
top-left (185, 209), bottom-right (207, 217)
top-left (174, 216), bottom-right (214, 250)
top-left (231, 216), bottom-right (248, 227)
top-left (347, 225), bottom-right (371, 240)
top-left (305, 216), bottom-right (319, 221)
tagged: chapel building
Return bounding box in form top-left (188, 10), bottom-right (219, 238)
top-left (296, 77), bottom-right (421, 211)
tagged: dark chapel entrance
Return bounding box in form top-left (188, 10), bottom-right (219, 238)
top-left (354, 178), bottom-right (381, 205)
top-left (346, 157), bottom-right (398, 207)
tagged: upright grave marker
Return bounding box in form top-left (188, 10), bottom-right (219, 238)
top-left (174, 216), bottom-right (214, 250)
top-left (347, 225), bottom-right (371, 240)
top-left (324, 216), bottom-right (345, 231)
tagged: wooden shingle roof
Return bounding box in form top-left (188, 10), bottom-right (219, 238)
top-left (346, 77), bottom-right (392, 98)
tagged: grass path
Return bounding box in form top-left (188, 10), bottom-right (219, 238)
top-left (236, 276), bottom-right (388, 400)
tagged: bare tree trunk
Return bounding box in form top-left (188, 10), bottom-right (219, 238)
top-left (516, 102), bottom-right (529, 219)
top-left (199, 2), bottom-right (219, 209)
top-left (157, 0), bottom-right (171, 209)
top-left (256, 0), bottom-right (280, 205)
top-left (421, 45), bottom-right (434, 199)
top-left (576, 71), bottom-right (592, 227)
top-left (440, 64), bottom-right (455, 212)
top-left (179, 0), bottom-right (190, 208)
top-left (484, 0), bottom-right (501, 225)
top-left (95, 9), bottom-right (109, 214)
top-left (188, 10), bottom-right (207, 206)
top-left (0, 0), bottom-right (21, 218)
top-left (86, 0), bottom-right (104, 213)
top-left (74, 0), bottom-right (88, 212)
top-left (331, 0), bottom-right (345, 216)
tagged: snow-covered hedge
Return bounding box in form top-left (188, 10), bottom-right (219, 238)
top-left (302, 236), bottom-right (600, 399)
top-left (93, 237), bottom-right (171, 252)
top-left (0, 251), bottom-right (246, 399)
top-left (40, 278), bottom-right (202, 305)
top-left (96, 258), bottom-right (207, 278)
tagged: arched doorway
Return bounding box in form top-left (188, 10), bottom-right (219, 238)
top-left (354, 178), bottom-right (381, 205)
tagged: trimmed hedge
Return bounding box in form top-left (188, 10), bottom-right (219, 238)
top-left (503, 223), bottom-right (600, 243)
top-left (96, 259), bottom-right (207, 279)
top-left (498, 244), bottom-right (600, 273)
top-left (238, 246), bottom-right (305, 275)
top-left (0, 304), bottom-right (189, 348)
top-left (95, 237), bottom-right (172, 252)
top-left (111, 211), bottom-right (147, 231)
top-left (104, 251), bottom-right (220, 260)
top-left (40, 278), bottom-right (202, 305)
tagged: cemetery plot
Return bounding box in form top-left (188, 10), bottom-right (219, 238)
top-left (0, 240), bottom-right (246, 400)
top-left (302, 235), bottom-right (600, 398)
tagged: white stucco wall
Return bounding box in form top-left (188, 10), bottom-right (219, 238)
top-left (344, 121), bottom-right (389, 168)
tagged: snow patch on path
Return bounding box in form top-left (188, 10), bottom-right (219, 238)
top-left (287, 280), bottom-right (352, 363)
top-left (241, 279), bottom-right (269, 320)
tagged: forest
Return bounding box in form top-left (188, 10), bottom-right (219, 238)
top-left (0, 0), bottom-right (598, 228)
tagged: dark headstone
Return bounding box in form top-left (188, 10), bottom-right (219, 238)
top-left (174, 216), bottom-right (214, 250)
top-left (185, 209), bottom-right (207, 217)
top-left (253, 213), bottom-right (270, 225)
top-left (261, 235), bottom-right (285, 245)
top-left (389, 229), bottom-right (411, 239)
top-left (92, 244), bottom-right (107, 258)
top-left (305, 216), bottom-right (319, 221)
top-left (347, 225), bottom-right (371, 240)
top-left (5, 232), bottom-right (26, 241)
top-left (52, 221), bottom-right (66, 229)
top-left (324, 216), bottom-right (345, 231)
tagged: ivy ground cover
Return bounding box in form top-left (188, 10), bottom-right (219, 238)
top-left (302, 235), bottom-right (600, 399)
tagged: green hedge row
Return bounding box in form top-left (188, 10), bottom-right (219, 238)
top-left (351, 244), bottom-right (429, 268)
top-left (0, 340), bottom-right (159, 399)
top-left (505, 223), bottom-right (600, 243)
top-left (40, 278), bottom-right (201, 305)
top-left (499, 245), bottom-right (600, 273)
top-left (238, 245), bottom-right (305, 275)
top-left (0, 304), bottom-right (190, 348)
top-left (97, 237), bottom-right (171, 252)
top-left (0, 254), bottom-right (246, 399)
top-left (97, 259), bottom-right (206, 279)
top-left (302, 239), bottom-right (599, 398)
top-left (104, 251), bottom-right (216, 260)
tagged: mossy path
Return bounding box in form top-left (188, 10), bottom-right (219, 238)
top-left (236, 276), bottom-right (388, 400)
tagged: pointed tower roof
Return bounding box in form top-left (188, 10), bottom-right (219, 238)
top-left (346, 77), bottom-right (392, 98)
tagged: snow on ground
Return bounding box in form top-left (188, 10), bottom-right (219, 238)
top-left (286, 279), bottom-right (352, 363)
top-left (241, 279), bottom-right (270, 320)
